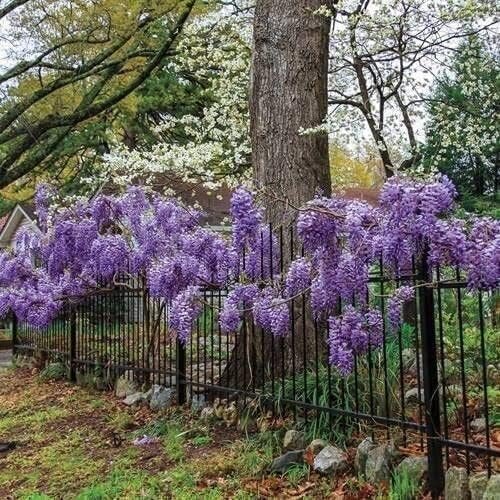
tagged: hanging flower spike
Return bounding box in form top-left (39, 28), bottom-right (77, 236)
top-left (169, 286), bottom-right (202, 344)
top-left (388, 286), bottom-right (415, 331)
top-left (230, 187), bottom-right (262, 254)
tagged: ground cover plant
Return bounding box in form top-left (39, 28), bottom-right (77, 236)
top-left (0, 363), bottom-right (431, 499)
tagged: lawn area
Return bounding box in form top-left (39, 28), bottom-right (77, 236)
top-left (0, 365), bottom-right (346, 499)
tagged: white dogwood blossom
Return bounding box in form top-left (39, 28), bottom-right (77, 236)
top-left (89, 13), bottom-right (251, 192)
top-left (324, 0), bottom-right (497, 171)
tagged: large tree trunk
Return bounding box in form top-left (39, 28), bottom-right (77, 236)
top-left (250, 0), bottom-right (332, 228)
top-left (218, 1), bottom-right (332, 395)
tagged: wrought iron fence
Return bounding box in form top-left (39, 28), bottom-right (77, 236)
top-left (11, 230), bottom-right (500, 497)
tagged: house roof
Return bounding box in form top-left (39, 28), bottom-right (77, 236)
top-left (102, 176), bottom-right (232, 227)
top-left (341, 187), bottom-right (380, 206)
top-left (0, 214), bottom-right (9, 234)
top-left (0, 204), bottom-right (40, 248)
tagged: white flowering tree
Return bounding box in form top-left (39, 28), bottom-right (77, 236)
top-left (325, 0), bottom-right (497, 177)
top-left (96, 14), bottom-right (252, 192)
top-left (423, 36), bottom-right (499, 204)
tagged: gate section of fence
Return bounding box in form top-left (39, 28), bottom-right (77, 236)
top-left (12, 250), bottom-right (500, 497)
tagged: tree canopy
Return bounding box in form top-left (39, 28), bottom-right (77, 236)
top-left (0, 0), bottom-right (205, 190)
top-left (423, 36), bottom-right (499, 213)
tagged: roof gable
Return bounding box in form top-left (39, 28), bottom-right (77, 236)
top-left (0, 204), bottom-right (40, 248)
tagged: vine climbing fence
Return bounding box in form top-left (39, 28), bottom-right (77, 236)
top-left (11, 229), bottom-right (500, 497)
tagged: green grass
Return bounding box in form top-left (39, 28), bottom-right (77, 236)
top-left (234, 431), bottom-right (281, 475)
top-left (191, 434), bottom-right (213, 447)
top-left (76, 469), bottom-right (163, 500)
top-left (389, 467), bottom-right (421, 500)
top-left (267, 325), bottom-right (413, 443)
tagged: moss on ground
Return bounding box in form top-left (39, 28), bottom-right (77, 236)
top-left (0, 366), bottom-right (387, 499)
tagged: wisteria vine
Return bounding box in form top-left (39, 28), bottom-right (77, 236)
top-left (0, 175), bottom-right (498, 374)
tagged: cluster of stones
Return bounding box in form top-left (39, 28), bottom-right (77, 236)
top-left (266, 430), bottom-right (499, 499)
top-left (445, 467), bottom-right (500, 500)
top-left (115, 370), bottom-right (175, 411)
top-left (268, 431), bottom-right (417, 481)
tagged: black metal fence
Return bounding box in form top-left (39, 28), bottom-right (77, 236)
top-left (11, 237), bottom-right (500, 497)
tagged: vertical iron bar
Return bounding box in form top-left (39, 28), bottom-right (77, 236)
top-left (455, 266), bottom-right (470, 473)
top-left (70, 308), bottom-right (77, 382)
top-left (436, 265), bottom-right (450, 467)
top-left (418, 250), bottom-right (444, 498)
top-left (478, 292), bottom-right (491, 475)
top-left (176, 337), bottom-right (187, 405)
top-left (11, 313), bottom-right (18, 355)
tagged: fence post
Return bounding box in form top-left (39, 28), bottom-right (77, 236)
top-left (69, 309), bottom-right (77, 382)
top-left (176, 338), bottom-right (187, 405)
top-left (418, 250), bottom-right (444, 498)
top-left (11, 313), bottom-right (18, 356)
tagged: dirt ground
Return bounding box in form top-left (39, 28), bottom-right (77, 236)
top-left (0, 365), bottom-right (383, 499)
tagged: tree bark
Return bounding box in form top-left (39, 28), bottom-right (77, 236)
top-left (217, 1), bottom-right (332, 395)
top-left (250, 0), bottom-right (332, 228)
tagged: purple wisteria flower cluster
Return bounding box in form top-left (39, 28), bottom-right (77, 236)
top-left (0, 175), bottom-right (498, 375)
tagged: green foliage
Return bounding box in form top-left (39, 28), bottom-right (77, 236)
top-left (0, 0), bottom-right (223, 193)
top-left (235, 431), bottom-right (281, 475)
top-left (389, 467), bottom-right (421, 500)
top-left (0, 196), bottom-right (15, 217)
top-left (422, 36), bottom-right (499, 208)
top-left (39, 362), bottom-right (67, 381)
top-left (282, 463), bottom-right (309, 485)
top-left (191, 434), bottom-right (213, 447)
top-left (270, 328), bottom-right (412, 443)
top-left (76, 468), bottom-right (163, 500)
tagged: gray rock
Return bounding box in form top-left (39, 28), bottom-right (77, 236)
top-left (313, 446), bottom-right (348, 475)
top-left (306, 439), bottom-right (329, 456)
top-left (115, 371), bottom-right (138, 399)
top-left (270, 450), bottom-right (305, 474)
top-left (365, 443), bottom-right (399, 483)
top-left (445, 467), bottom-right (470, 500)
top-left (283, 430), bottom-right (306, 451)
top-left (200, 406), bottom-right (216, 420)
top-left (469, 472), bottom-right (488, 500)
top-left (191, 394), bottom-right (207, 412)
top-left (149, 385), bottom-right (174, 411)
top-left (401, 348), bottom-right (417, 371)
top-left (396, 456), bottom-right (428, 483)
top-left (484, 475), bottom-right (500, 500)
top-left (355, 437), bottom-right (376, 478)
top-left (123, 392), bottom-right (147, 406)
top-left (470, 417), bottom-right (486, 433)
top-left (404, 387), bottom-right (424, 405)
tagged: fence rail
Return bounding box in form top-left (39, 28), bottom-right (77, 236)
top-left (12, 244), bottom-right (500, 497)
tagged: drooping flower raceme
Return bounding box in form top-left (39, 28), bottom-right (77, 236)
top-left (0, 174), bottom-right (499, 375)
top-left (388, 286), bottom-right (415, 330)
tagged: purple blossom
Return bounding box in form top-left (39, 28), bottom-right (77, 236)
top-left (34, 183), bottom-right (55, 230)
top-left (253, 287), bottom-right (289, 336)
top-left (327, 306), bottom-right (384, 374)
top-left (2, 176), bottom-right (499, 360)
top-left (327, 317), bottom-right (354, 376)
top-left (148, 255), bottom-right (199, 301)
top-left (219, 284), bottom-right (259, 332)
top-left (169, 286), bottom-right (201, 344)
top-left (90, 235), bottom-right (129, 279)
top-left (230, 187), bottom-right (262, 254)
top-left (388, 286), bottom-right (415, 330)
top-left (465, 218), bottom-right (500, 290)
top-left (297, 198), bottom-right (341, 253)
top-left (284, 258), bottom-right (311, 298)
